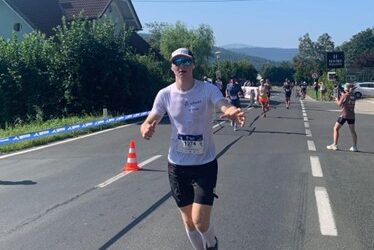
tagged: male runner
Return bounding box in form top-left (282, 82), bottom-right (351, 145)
top-left (141, 48), bottom-right (246, 250)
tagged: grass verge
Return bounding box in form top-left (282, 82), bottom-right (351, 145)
top-left (0, 116), bottom-right (138, 154)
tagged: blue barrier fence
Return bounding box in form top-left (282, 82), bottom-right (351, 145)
top-left (0, 111), bottom-right (149, 146)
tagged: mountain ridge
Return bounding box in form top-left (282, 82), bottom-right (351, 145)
top-left (221, 44), bottom-right (298, 62)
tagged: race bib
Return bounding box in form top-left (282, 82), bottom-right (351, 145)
top-left (177, 134), bottom-right (204, 154)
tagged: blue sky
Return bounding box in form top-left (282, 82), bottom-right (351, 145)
top-left (132, 0), bottom-right (373, 48)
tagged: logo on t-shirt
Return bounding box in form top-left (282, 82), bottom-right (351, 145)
top-left (184, 99), bottom-right (202, 112)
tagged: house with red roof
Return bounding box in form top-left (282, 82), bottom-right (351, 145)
top-left (0, 0), bottom-right (150, 53)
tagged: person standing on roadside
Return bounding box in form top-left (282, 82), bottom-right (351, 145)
top-left (326, 83), bottom-right (358, 152)
top-left (225, 75), bottom-right (244, 131)
top-left (313, 81), bottom-right (319, 100)
top-left (215, 76), bottom-right (223, 95)
top-left (140, 48), bottom-right (246, 250)
top-left (332, 84), bottom-right (339, 101)
top-left (319, 82), bottom-right (327, 101)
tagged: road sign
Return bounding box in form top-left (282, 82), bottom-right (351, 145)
top-left (327, 72), bottom-right (336, 81)
top-left (327, 52), bottom-right (345, 68)
top-left (312, 72), bottom-right (319, 79)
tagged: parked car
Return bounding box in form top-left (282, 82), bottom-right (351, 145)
top-left (352, 82), bottom-right (374, 98)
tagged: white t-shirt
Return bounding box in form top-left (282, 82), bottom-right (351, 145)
top-left (151, 80), bottom-right (224, 165)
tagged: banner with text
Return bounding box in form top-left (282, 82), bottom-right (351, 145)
top-left (0, 111), bottom-right (149, 146)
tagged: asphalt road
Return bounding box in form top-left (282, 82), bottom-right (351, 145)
top-left (0, 90), bottom-right (373, 250)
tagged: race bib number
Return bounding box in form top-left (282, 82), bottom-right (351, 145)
top-left (177, 134), bottom-right (204, 154)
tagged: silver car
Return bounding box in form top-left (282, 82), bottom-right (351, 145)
top-left (352, 82), bottom-right (374, 98)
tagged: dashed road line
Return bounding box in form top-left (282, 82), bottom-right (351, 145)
top-left (301, 100), bottom-right (339, 237)
top-left (315, 186), bottom-right (338, 236)
top-left (307, 140), bottom-right (316, 151)
top-left (305, 129), bottom-right (312, 137)
top-left (310, 156), bottom-right (323, 177)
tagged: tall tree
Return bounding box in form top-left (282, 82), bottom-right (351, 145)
top-left (260, 62), bottom-right (294, 84)
top-left (159, 21), bottom-right (214, 78)
top-left (293, 33), bottom-right (335, 82)
top-left (144, 21), bottom-right (170, 52)
top-left (339, 28), bottom-right (374, 69)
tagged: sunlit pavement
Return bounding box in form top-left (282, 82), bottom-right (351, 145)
top-left (355, 98), bottom-right (374, 115)
top-left (305, 95), bottom-right (374, 115)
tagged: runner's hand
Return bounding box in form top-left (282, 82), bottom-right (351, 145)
top-left (220, 106), bottom-right (246, 127)
top-left (141, 120), bottom-right (157, 140)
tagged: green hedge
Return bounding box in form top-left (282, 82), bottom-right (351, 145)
top-left (0, 16), bottom-right (168, 129)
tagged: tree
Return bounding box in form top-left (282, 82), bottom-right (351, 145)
top-left (293, 33), bottom-right (335, 82)
top-left (260, 62), bottom-right (294, 84)
top-left (339, 28), bottom-right (374, 69)
top-left (159, 21), bottom-right (214, 78)
top-left (144, 21), bottom-right (170, 51)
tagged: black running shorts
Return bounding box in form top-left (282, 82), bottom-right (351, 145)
top-left (168, 159), bottom-right (218, 208)
top-left (337, 116), bottom-right (355, 125)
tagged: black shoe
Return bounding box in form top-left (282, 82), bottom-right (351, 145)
top-left (206, 237), bottom-right (218, 250)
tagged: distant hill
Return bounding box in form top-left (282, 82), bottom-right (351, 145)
top-left (221, 44), bottom-right (298, 62)
top-left (220, 43), bottom-right (256, 49)
top-left (211, 47), bottom-right (279, 70)
top-left (137, 33), bottom-right (282, 69)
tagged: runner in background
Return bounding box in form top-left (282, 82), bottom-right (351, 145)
top-left (265, 79), bottom-right (272, 101)
top-left (283, 79), bottom-right (292, 109)
top-left (225, 75), bottom-right (244, 131)
top-left (257, 79), bottom-right (270, 117)
top-left (300, 81), bottom-right (307, 100)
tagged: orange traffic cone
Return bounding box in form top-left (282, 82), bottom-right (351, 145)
top-left (123, 140), bottom-right (140, 171)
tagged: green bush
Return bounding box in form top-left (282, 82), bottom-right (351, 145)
top-left (0, 16), bottom-right (169, 129)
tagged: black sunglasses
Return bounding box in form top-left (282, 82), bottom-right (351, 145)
top-left (172, 57), bottom-right (193, 66)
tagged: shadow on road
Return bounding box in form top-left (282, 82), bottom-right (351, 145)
top-left (251, 130), bottom-right (306, 136)
top-left (98, 192), bottom-right (172, 250)
top-left (0, 180), bottom-right (37, 185)
top-left (337, 149), bottom-right (374, 155)
top-left (272, 116), bottom-right (305, 120)
top-left (139, 168), bottom-right (166, 172)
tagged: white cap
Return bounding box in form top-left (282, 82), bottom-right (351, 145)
top-left (170, 48), bottom-right (193, 61)
top-left (344, 83), bottom-right (353, 90)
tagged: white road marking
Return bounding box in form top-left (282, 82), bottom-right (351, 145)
top-left (0, 124), bottom-right (134, 159)
top-left (307, 140), bottom-right (316, 151)
top-left (96, 155), bottom-right (163, 188)
top-left (310, 156), bottom-right (323, 177)
top-left (304, 122), bottom-right (310, 128)
top-left (303, 117), bottom-right (309, 122)
top-left (305, 129), bottom-right (312, 137)
top-left (213, 121), bottom-right (227, 129)
top-left (302, 113), bottom-right (307, 117)
top-left (315, 186), bottom-right (338, 236)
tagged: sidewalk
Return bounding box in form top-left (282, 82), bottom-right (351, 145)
top-left (355, 98), bottom-right (374, 115)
